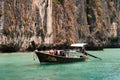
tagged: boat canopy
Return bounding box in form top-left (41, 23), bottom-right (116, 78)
top-left (70, 43), bottom-right (87, 47)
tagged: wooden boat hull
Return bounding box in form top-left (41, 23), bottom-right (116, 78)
top-left (35, 50), bottom-right (87, 63)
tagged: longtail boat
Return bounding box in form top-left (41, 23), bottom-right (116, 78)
top-left (35, 43), bottom-right (88, 63)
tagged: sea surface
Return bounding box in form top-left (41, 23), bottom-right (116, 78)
top-left (0, 49), bottom-right (120, 80)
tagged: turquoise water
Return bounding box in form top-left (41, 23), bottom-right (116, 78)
top-left (0, 49), bottom-right (120, 80)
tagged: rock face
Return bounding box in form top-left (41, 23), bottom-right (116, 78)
top-left (0, 0), bottom-right (120, 52)
top-left (52, 0), bottom-right (78, 47)
top-left (52, 0), bottom-right (120, 48)
top-left (0, 0), bottom-right (53, 52)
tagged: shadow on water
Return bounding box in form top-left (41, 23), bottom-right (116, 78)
top-left (23, 62), bottom-right (75, 68)
top-left (22, 62), bottom-right (74, 67)
top-left (38, 61), bottom-right (87, 68)
top-left (39, 62), bottom-right (72, 66)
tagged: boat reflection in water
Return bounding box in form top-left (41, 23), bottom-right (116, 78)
top-left (35, 43), bottom-right (88, 63)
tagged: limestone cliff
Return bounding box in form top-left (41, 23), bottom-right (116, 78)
top-left (52, 0), bottom-right (120, 48)
top-left (0, 0), bottom-right (120, 52)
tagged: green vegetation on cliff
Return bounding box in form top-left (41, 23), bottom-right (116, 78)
top-left (0, 0), bottom-right (120, 52)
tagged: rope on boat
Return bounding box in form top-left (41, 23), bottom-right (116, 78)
top-left (33, 52), bottom-right (37, 61)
